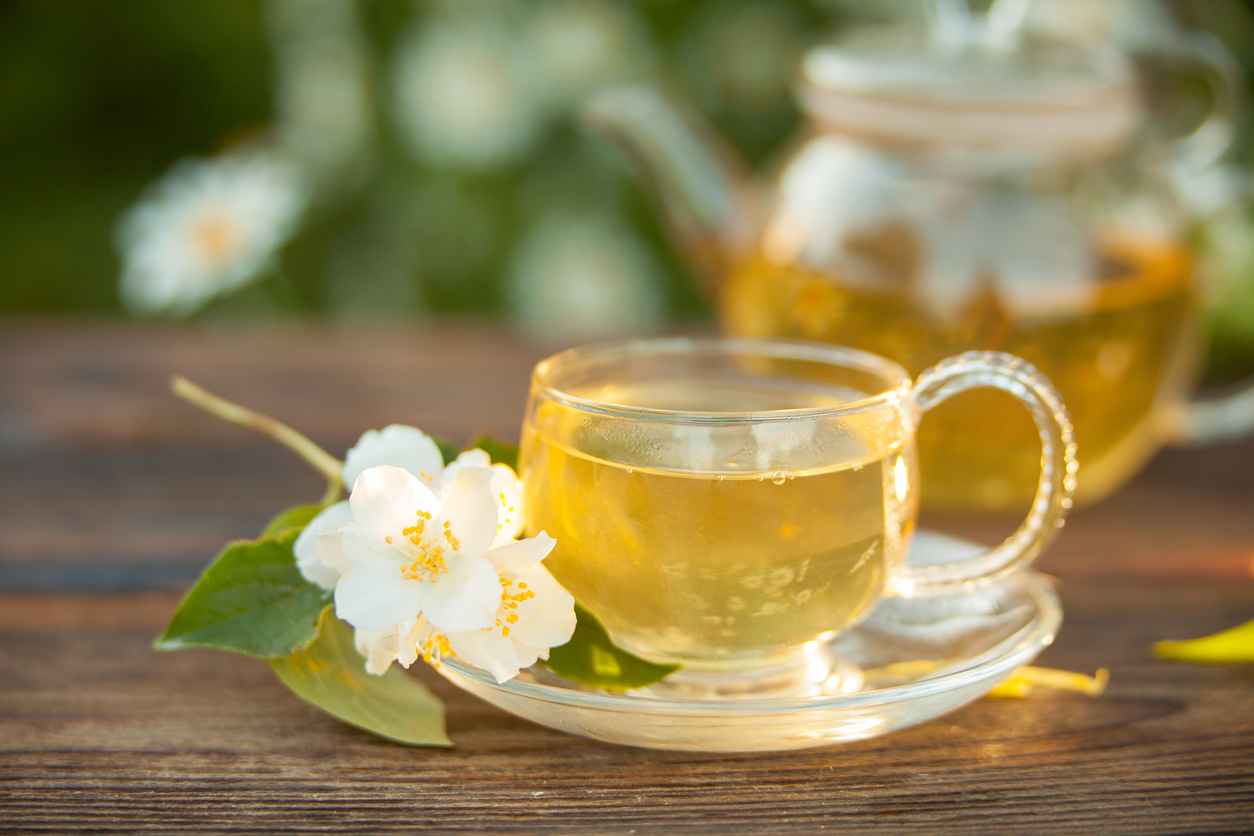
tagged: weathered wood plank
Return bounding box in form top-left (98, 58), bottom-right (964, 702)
top-left (2, 323), bottom-right (1253, 834)
top-left (3, 323), bottom-right (1253, 590)
top-left (1, 582), bottom-right (1251, 834)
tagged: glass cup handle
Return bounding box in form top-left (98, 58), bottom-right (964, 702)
top-left (896, 352), bottom-right (1078, 597)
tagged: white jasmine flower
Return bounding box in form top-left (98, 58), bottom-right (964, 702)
top-left (391, 20), bottom-right (543, 170)
top-left (331, 465), bottom-right (504, 634)
top-left (322, 464), bottom-right (572, 682)
top-left (342, 424), bottom-right (446, 490)
top-left (444, 537), bottom-right (575, 683)
top-left (291, 424), bottom-right (565, 682)
top-left (356, 533), bottom-right (575, 683)
top-left (439, 447), bottom-right (525, 544)
top-left (295, 425), bottom-right (523, 589)
top-left (354, 617), bottom-right (429, 676)
top-left (294, 500), bottom-right (355, 590)
top-left (116, 150), bottom-right (307, 316)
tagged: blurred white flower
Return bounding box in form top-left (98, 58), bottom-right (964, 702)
top-left (683, 1), bottom-right (806, 110)
top-left (268, 0), bottom-right (373, 189)
top-left (295, 425), bottom-right (523, 590)
top-left (392, 20), bottom-right (543, 170)
top-left (528, 0), bottom-right (653, 109)
top-left (116, 151), bottom-right (307, 316)
top-left (506, 213), bottom-right (667, 341)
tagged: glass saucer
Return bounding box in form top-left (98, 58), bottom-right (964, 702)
top-left (437, 531), bottom-right (1061, 752)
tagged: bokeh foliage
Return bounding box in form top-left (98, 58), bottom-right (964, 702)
top-left (1, 0), bottom-right (1252, 369)
top-left (0, 0), bottom-right (832, 320)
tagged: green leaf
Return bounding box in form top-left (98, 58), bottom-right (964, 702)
top-left (538, 602), bottom-right (679, 691)
top-left (432, 435), bottom-right (460, 467)
top-left (261, 503), bottom-right (323, 538)
top-left (1155, 618), bottom-right (1254, 663)
top-left (154, 529), bottom-right (332, 659)
top-left (270, 614), bottom-right (452, 748)
top-left (470, 436), bottom-right (520, 471)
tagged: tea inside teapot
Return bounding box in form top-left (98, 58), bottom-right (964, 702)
top-left (585, 15), bottom-right (1244, 513)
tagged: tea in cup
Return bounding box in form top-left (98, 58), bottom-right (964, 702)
top-left (519, 339), bottom-right (1076, 697)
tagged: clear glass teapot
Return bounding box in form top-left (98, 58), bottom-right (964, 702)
top-left (586, 8), bottom-right (1252, 513)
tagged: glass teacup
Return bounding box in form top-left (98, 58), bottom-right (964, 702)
top-left (519, 338), bottom-right (1076, 698)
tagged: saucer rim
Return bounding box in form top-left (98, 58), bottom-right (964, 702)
top-left (438, 564), bottom-right (1060, 716)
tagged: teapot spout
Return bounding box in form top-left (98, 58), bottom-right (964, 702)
top-left (582, 86), bottom-right (755, 297)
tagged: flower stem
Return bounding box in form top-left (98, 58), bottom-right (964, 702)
top-left (320, 476), bottom-right (343, 506)
top-left (170, 375), bottom-right (344, 492)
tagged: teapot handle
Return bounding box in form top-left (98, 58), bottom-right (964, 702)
top-left (1153, 31), bottom-right (1244, 176)
top-left (1168, 170), bottom-right (1254, 447)
top-left (1170, 384), bottom-right (1254, 447)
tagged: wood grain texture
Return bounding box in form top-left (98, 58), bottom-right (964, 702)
top-left (4, 322), bottom-right (1254, 590)
top-left (1, 323), bottom-right (1253, 833)
top-left (1, 583), bottom-right (1252, 835)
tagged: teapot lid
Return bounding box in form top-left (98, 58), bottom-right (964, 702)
top-left (798, 29), bottom-right (1141, 164)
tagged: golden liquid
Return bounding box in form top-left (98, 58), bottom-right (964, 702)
top-left (722, 235), bottom-right (1199, 511)
top-left (521, 380), bottom-right (911, 669)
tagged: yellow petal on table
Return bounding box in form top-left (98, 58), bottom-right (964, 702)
top-left (1154, 618), bottom-right (1254, 663)
top-left (986, 666), bottom-right (1110, 699)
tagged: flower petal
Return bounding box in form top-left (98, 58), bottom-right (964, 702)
top-left (396, 619), bottom-right (432, 669)
top-left (447, 628), bottom-right (532, 684)
top-left (314, 523), bottom-right (355, 574)
top-left (422, 557), bottom-right (501, 633)
top-left (439, 466), bottom-right (499, 557)
top-left (438, 448), bottom-right (491, 495)
top-left (505, 563), bottom-right (576, 653)
top-left (349, 465), bottom-right (440, 554)
top-left (354, 624), bottom-right (401, 675)
top-left (294, 501), bottom-right (354, 590)
top-left (344, 425), bottom-right (446, 489)
top-left (484, 532), bottom-right (556, 575)
top-left (490, 463), bottom-right (525, 542)
top-left (334, 548), bottom-right (430, 633)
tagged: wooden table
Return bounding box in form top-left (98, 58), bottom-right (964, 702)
top-left (2, 322), bottom-right (1252, 834)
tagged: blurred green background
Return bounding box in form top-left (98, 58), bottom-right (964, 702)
top-left (2, 0), bottom-right (1253, 368)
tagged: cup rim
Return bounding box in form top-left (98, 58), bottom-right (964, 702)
top-left (531, 337), bottom-right (912, 423)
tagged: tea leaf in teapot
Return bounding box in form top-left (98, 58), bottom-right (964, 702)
top-left (538, 602), bottom-right (679, 691)
top-left (270, 613), bottom-right (452, 748)
top-left (470, 436), bottom-right (520, 471)
top-left (1155, 619), bottom-right (1254, 663)
top-left (154, 529), bottom-right (332, 659)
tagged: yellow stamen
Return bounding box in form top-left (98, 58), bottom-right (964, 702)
top-left (442, 520), bottom-right (460, 551)
top-left (399, 544), bottom-right (447, 581)
top-left (193, 214), bottom-right (239, 267)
